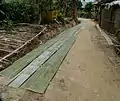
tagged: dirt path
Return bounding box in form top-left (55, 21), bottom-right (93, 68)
top-left (43, 19), bottom-right (120, 101)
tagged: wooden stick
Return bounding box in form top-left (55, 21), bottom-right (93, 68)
top-left (110, 37), bottom-right (120, 44)
top-left (0, 57), bottom-right (11, 64)
top-left (16, 23), bottom-right (43, 28)
top-left (0, 49), bottom-right (13, 53)
top-left (0, 40), bottom-right (21, 46)
top-left (96, 24), bottom-right (113, 45)
top-left (0, 43), bottom-right (18, 48)
top-left (113, 44), bottom-right (120, 47)
top-left (5, 38), bottom-right (25, 44)
top-left (116, 47), bottom-right (120, 55)
top-left (0, 60), bottom-right (9, 64)
top-left (0, 27), bottom-right (46, 62)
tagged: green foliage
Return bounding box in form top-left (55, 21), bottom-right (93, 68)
top-left (40, 0), bottom-right (56, 11)
top-left (3, 20), bottom-right (13, 31)
top-left (1, 1), bottom-right (38, 23)
top-left (4, 0), bottom-right (24, 3)
top-left (0, 0), bottom-right (82, 24)
top-left (77, 0), bottom-right (83, 10)
top-left (78, 10), bottom-right (92, 18)
top-left (62, 0), bottom-right (82, 17)
top-left (84, 2), bottom-right (93, 12)
top-left (0, 19), bottom-right (14, 32)
top-left (57, 11), bottom-right (64, 22)
top-left (66, 0), bottom-right (82, 10)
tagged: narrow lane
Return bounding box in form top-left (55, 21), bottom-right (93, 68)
top-left (1, 19), bottom-right (120, 101)
top-left (44, 19), bottom-right (120, 101)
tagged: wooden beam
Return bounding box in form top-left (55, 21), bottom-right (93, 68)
top-left (7, 30), bottom-right (73, 87)
top-left (0, 28), bottom-right (68, 78)
top-left (22, 32), bottom-right (77, 93)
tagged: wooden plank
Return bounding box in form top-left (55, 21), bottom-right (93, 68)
top-left (0, 24), bottom-right (80, 79)
top-left (8, 30), bottom-right (74, 87)
top-left (21, 33), bottom-right (77, 93)
top-left (8, 41), bottom-right (63, 87)
top-left (0, 29), bottom-right (68, 78)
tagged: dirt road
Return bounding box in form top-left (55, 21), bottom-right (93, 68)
top-left (1, 19), bottom-right (120, 101)
top-left (43, 19), bottom-right (120, 101)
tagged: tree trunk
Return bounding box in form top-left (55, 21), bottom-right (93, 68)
top-left (72, 0), bottom-right (78, 23)
top-left (62, 0), bottom-right (67, 15)
top-left (38, 0), bottom-right (42, 24)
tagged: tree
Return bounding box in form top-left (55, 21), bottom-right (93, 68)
top-left (35, 0), bottom-right (55, 24)
top-left (84, 2), bottom-right (93, 12)
top-left (72, 0), bottom-right (78, 22)
top-left (0, 0), bottom-right (6, 20)
top-left (77, 0), bottom-right (82, 10)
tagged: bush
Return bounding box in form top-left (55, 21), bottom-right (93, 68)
top-left (78, 11), bottom-right (92, 18)
top-left (1, 2), bottom-right (38, 23)
top-left (3, 20), bottom-right (13, 31)
top-left (57, 11), bottom-right (64, 22)
top-left (84, 2), bottom-right (93, 12)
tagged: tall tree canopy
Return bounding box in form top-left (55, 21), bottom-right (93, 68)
top-left (1, 0), bottom-right (83, 23)
top-left (77, 0), bottom-right (82, 10)
top-left (84, 2), bottom-right (93, 12)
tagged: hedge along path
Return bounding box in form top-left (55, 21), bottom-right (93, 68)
top-left (0, 26), bottom-right (73, 79)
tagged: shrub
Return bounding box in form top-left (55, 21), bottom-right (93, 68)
top-left (57, 11), bottom-right (64, 22)
top-left (1, 2), bottom-right (38, 23)
top-left (84, 2), bottom-right (93, 12)
top-left (3, 20), bottom-right (13, 31)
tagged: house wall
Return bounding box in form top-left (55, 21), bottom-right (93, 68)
top-left (114, 8), bottom-right (120, 31)
top-left (99, 6), bottom-right (120, 34)
top-left (100, 7), bottom-right (116, 33)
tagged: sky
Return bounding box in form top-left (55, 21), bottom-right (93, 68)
top-left (86, 0), bottom-right (95, 2)
top-left (81, 0), bottom-right (95, 8)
